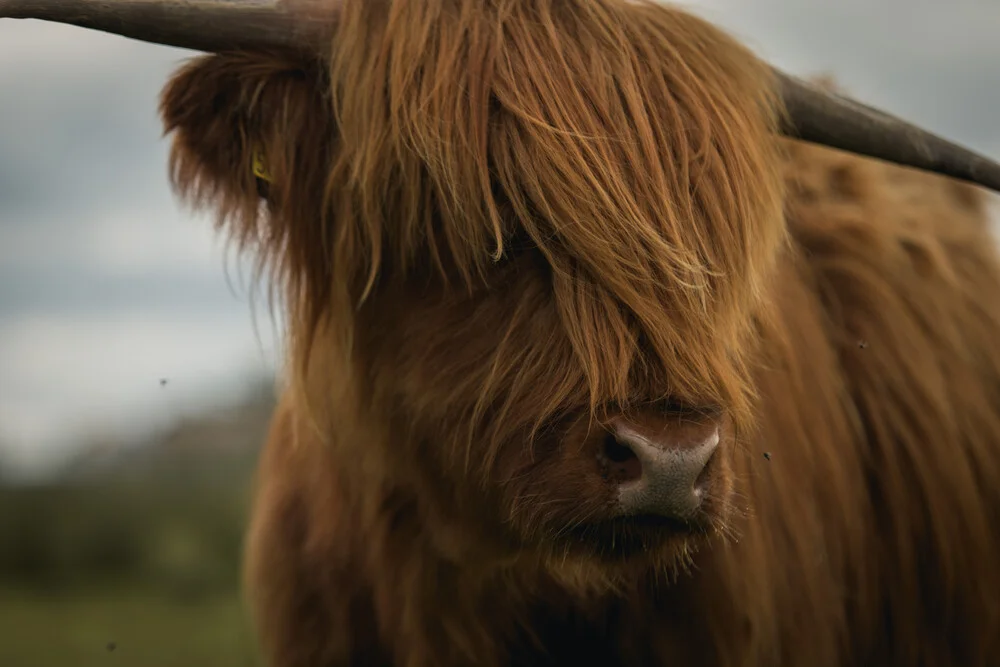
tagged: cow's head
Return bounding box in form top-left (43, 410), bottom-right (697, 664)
top-left (155, 0), bottom-right (791, 581)
top-left (5, 0), bottom-right (1000, 584)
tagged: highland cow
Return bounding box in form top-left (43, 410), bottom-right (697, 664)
top-left (3, 1), bottom-right (1000, 666)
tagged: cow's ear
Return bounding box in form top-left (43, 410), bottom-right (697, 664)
top-left (159, 52), bottom-right (335, 246)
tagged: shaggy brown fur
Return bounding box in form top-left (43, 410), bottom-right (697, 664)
top-left (159, 1), bottom-right (1000, 665)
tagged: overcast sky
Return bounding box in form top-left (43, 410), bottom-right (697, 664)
top-left (1, 0), bottom-right (998, 480)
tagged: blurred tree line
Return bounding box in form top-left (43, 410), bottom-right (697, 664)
top-left (1, 377), bottom-right (273, 597)
top-left (0, 474), bottom-right (251, 598)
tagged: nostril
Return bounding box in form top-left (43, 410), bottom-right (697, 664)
top-left (599, 433), bottom-right (642, 483)
top-left (603, 434), bottom-right (633, 463)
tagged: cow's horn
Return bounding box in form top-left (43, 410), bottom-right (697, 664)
top-left (0, 0), bottom-right (333, 55)
top-left (776, 71), bottom-right (1000, 192)
top-left (2, 0), bottom-right (999, 193)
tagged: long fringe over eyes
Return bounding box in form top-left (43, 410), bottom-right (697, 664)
top-left (331, 0), bottom-right (786, 419)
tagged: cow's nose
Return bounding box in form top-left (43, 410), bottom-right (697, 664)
top-left (600, 418), bottom-right (719, 520)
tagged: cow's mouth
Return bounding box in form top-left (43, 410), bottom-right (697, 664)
top-left (561, 511), bottom-right (712, 560)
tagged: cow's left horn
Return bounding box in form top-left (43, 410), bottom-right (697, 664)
top-left (0, 0), bottom-right (336, 55)
top-left (776, 71), bottom-right (1000, 193)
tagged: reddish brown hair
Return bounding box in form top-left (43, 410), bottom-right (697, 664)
top-left (160, 1), bottom-right (1000, 665)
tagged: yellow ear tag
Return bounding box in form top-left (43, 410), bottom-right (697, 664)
top-left (251, 145), bottom-right (273, 183)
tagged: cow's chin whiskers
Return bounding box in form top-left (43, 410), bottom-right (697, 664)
top-left (516, 514), bottom-right (711, 591)
top-left (529, 533), bottom-right (706, 597)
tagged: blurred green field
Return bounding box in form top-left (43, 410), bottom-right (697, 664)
top-left (0, 483), bottom-right (259, 667)
top-left (0, 387), bottom-right (273, 666)
top-left (0, 479), bottom-right (264, 666)
top-left (0, 587), bottom-right (261, 667)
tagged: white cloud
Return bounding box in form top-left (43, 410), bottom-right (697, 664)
top-left (0, 310), bottom-right (283, 478)
top-left (0, 21), bottom-right (194, 75)
top-left (0, 205), bottom-right (223, 273)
